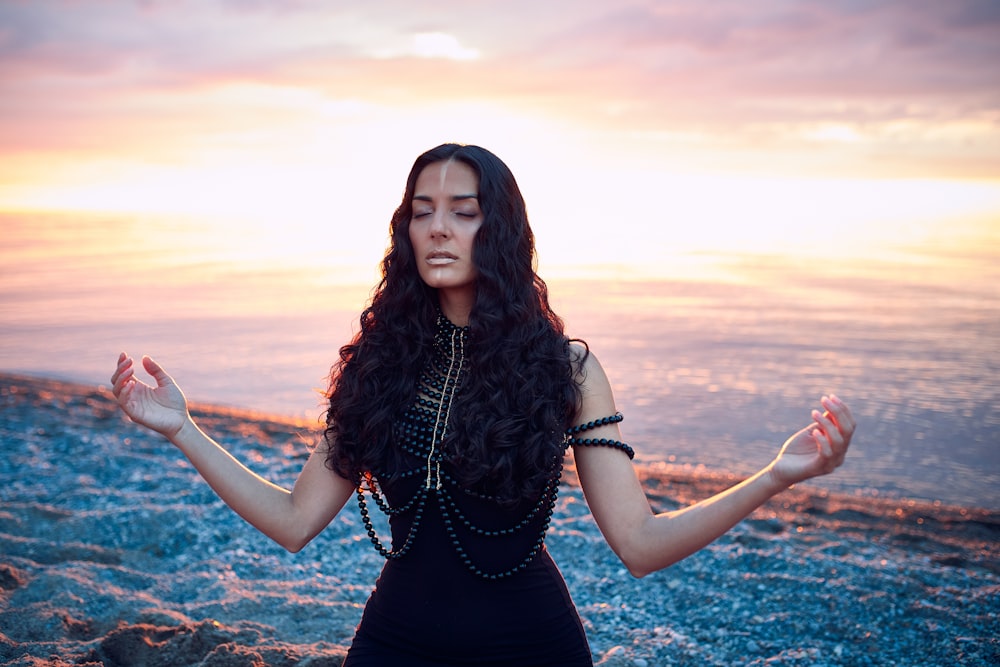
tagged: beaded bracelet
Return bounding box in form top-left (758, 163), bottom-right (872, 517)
top-left (565, 436), bottom-right (635, 460)
top-left (565, 412), bottom-right (624, 435)
top-left (564, 412), bottom-right (634, 459)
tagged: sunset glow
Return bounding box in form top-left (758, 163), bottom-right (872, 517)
top-left (1, 0), bottom-right (998, 280)
top-left (3, 1), bottom-right (998, 522)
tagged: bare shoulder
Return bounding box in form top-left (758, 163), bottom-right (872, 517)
top-left (569, 341), bottom-right (611, 386)
top-left (568, 339), bottom-right (589, 363)
top-left (568, 341), bottom-right (617, 423)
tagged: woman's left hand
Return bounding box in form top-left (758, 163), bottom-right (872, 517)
top-left (770, 395), bottom-right (855, 487)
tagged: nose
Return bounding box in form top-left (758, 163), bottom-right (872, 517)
top-left (429, 210), bottom-right (450, 238)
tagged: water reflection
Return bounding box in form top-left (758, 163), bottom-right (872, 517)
top-left (1, 212), bottom-right (997, 509)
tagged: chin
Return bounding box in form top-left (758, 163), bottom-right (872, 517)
top-left (421, 270), bottom-right (475, 291)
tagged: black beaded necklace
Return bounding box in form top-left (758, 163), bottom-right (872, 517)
top-left (355, 314), bottom-right (634, 580)
top-left (356, 312), bottom-right (565, 580)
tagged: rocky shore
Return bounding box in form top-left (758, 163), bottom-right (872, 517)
top-left (1, 373), bottom-right (997, 666)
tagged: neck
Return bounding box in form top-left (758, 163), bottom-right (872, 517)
top-left (436, 290), bottom-right (473, 326)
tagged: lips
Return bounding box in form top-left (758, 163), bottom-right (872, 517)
top-left (426, 250), bottom-right (458, 264)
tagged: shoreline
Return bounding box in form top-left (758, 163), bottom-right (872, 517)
top-left (5, 369), bottom-right (998, 514)
top-left (2, 372), bottom-right (998, 665)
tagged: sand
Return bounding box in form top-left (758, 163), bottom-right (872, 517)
top-left (1, 372), bottom-right (997, 666)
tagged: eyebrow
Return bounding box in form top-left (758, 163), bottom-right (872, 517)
top-left (413, 194), bottom-right (479, 202)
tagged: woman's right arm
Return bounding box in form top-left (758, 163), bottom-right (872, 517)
top-left (111, 353), bottom-right (354, 552)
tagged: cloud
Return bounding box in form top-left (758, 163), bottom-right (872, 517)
top-left (4, 0), bottom-right (996, 105)
top-left (0, 0), bottom-right (997, 181)
top-left (366, 32), bottom-right (480, 61)
top-left (551, 1), bottom-right (1000, 106)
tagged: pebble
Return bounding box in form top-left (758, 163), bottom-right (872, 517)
top-left (2, 374), bottom-right (999, 666)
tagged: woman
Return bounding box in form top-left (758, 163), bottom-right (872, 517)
top-left (111, 143), bottom-right (855, 666)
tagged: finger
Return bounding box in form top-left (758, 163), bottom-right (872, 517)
top-left (815, 411), bottom-right (848, 458)
top-left (111, 352), bottom-right (131, 386)
top-left (112, 364), bottom-right (134, 397)
top-left (141, 355), bottom-right (173, 387)
top-left (817, 396), bottom-right (852, 443)
top-left (811, 423), bottom-right (834, 458)
top-left (118, 376), bottom-right (135, 405)
top-left (837, 398), bottom-right (856, 435)
top-left (811, 407), bottom-right (838, 439)
top-left (813, 429), bottom-right (845, 473)
top-left (824, 437), bottom-right (847, 471)
top-left (824, 394), bottom-right (856, 434)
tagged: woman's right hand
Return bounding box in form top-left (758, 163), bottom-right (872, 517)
top-left (111, 353), bottom-right (189, 438)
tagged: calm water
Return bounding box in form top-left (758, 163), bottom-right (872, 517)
top-left (2, 213), bottom-right (998, 509)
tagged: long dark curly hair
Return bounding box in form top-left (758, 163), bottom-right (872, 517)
top-left (324, 143), bottom-right (586, 503)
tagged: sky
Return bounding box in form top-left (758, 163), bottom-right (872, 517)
top-left (2, 0), bottom-right (999, 277)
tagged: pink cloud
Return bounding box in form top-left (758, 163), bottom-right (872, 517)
top-left (0, 0), bottom-right (997, 177)
top-left (3, 1), bottom-right (996, 104)
top-left (540, 1), bottom-right (1000, 106)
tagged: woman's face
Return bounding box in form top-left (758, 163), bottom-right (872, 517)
top-left (408, 159), bottom-right (483, 302)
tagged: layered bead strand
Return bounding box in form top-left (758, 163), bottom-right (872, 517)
top-left (356, 312), bottom-right (633, 579)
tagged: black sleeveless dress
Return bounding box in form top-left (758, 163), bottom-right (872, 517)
top-left (343, 475), bottom-right (592, 666)
top-left (341, 316), bottom-right (595, 666)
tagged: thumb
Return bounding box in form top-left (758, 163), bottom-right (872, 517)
top-left (141, 355), bottom-right (173, 386)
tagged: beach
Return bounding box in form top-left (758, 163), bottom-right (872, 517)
top-left (2, 372), bottom-right (998, 666)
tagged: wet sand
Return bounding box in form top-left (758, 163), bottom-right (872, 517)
top-left (1, 373), bottom-right (997, 666)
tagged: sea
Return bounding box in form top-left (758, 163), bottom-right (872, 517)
top-left (2, 212), bottom-right (998, 510)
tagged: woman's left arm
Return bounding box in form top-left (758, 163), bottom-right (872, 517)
top-left (571, 348), bottom-right (855, 578)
